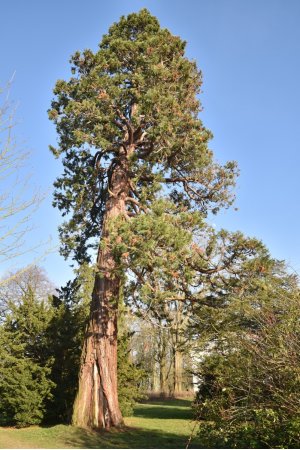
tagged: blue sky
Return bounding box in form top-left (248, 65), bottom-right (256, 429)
top-left (1, 0), bottom-right (300, 287)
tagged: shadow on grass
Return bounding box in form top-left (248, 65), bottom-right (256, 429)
top-left (134, 399), bottom-right (193, 420)
top-left (63, 426), bottom-right (200, 449)
top-left (133, 406), bottom-right (194, 420)
top-left (142, 398), bottom-right (192, 408)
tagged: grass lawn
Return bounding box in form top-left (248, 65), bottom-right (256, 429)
top-left (0, 399), bottom-right (201, 448)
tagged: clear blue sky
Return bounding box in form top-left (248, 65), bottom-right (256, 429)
top-left (1, 0), bottom-right (300, 287)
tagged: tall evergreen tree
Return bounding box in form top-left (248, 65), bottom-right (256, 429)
top-left (49, 9), bottom-right (238, 429)
top-left (45, 281), bottom-right (89, 424)
top-left (0, 267), bottom-right (55, 426)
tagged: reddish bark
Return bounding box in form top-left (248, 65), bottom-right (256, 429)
top-left (72, 149), bottom-right (130, 429)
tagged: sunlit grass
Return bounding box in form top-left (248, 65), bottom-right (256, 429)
top-left (0, 399), bottom-right (201, 449)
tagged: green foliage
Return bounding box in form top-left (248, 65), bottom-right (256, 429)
top-left (194, 259), bottom-right (300, 448)
top-left (109, 200), bottom-right (265, 399)
top-left (0, 333), bottom-right (53, 427)
top-left (49, 9), bottom-right (238, 264)
top-left (44, 296), bottom-right (86, 423)
top-left (117, 330), bottom-right (146, 416)
top-left (0, 270), bottom-right (55, 427)
top-left (109, 199), bottom-right (263, 324)
top-left (44, 264), bottom-right (146, 421)
top-left (116, 296), bottom-right (147, 416)
top-left (110, 199), bottom-right (198, 305)
top-left (48, 11), bottom-right (296, 436)
top-left (44, 263), bottom-right (94, 423)
top-left (0, 263), bottom-right (144, 425)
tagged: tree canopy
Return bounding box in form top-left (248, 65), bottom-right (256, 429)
top-left (49, 8), bottom-right (237, 265)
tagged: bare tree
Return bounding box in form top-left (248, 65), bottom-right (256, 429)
top-left (0, 81), bottom-right (43, 283)
top-left (0, 265), bottom-right (56, 321)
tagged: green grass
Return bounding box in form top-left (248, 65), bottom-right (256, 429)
top-left (0, 399), bottom-right (201, 448)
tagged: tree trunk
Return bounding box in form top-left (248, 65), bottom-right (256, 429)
top-left (173, 348), bottom-right (183, 395)
top-left (159, 357), bottom-right (168, 397)
top-left (158, 328), bottom-right (169, 397)
top-left (171, 302), bottom-right (185, 397)
top-left (72, 149), bottom-right (130, 430)
top-left (152, 361), bottom-right (160, 394)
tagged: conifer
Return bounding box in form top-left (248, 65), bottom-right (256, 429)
top-left (49, 9), bottom-right (238, 429)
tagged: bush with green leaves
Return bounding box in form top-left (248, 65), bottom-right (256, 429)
top-left (194, 259), bottom-right (300, 448)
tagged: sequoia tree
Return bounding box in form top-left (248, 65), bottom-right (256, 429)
top-left (49, 9), bottom-right (238, 429)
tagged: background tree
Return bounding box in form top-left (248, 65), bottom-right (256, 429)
top-left (49, 9), bottom-right (238, 429)
top-left (115, 204), bottom-right (263, 395)
top-left (0, 266), bottom-right (55, 426)
top-left (130, 309), bottom-right (194, 398)
top-left (44, 263), bottom-right (93, 424)
top-left (0, 265), bottom-right (55, 319)
top-left (0, 84), bottom-right (42, 280)
top-left (116, 302), bottom-right (146, 416)
top-left (130, 318), bottom-right (160, 393)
